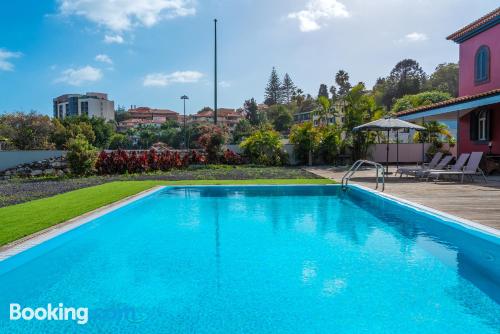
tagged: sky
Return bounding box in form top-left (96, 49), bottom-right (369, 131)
top-left (0, 0), bottom-right (498, 116)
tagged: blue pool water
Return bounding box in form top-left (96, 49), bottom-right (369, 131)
top-left (0, 185), bottom-right (499, 333)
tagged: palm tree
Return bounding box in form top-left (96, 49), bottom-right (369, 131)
top-left (413, 121), bottom-right (453, 144)
top-left (315, 96), bottom-right (332, 126)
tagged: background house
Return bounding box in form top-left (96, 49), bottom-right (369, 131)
top-left (53, 92), bottom-right (115, 121)
top-left (398, 8), bottom-right (500, 156)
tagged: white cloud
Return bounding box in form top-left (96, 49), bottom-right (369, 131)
top-left (55, 66), bottom-right (102, 86)
top-left (288, 0), bottom-right (350, 32)
top-left (95, 54), bottom-right (113, 64)
top-left (59, 0), bottom-right (196, 32)
top-left (143, 71), bottom-right (203, 87)
top-left (404, 32), bottom-right (428, 42)
top-left (0, 48), bottom-right (22, 71)
top-left (103, 34), bottom-right (124, 44)
top-left (219, 81), bottom-right (231, 88)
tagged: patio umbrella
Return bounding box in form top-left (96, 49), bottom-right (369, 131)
top-left (353, 117), bottom-right (425, 174)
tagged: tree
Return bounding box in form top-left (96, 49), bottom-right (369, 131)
top-left (335, 70), bottom-right (352, 96)
top-left (318, 84), bottom-right (329, 99)
top-left (382, 59), bottom-right (427, 108)
top-left (89, 117), bottom-right (116, 149)
top-left (244, 98), bottom-right (260, 126)
top-left (281, 73), bottom-right (296, 104)
top-left (240, 128), bottom-right (284, 166)
top-left (267, 105), bottom-right (293, 133)
top-left (329, 85), bottom-right (338, 103)
top-left (342, 83), bottom-right (383, 160)
top-left (264, 67), bottom-right (282, 105)
top-left (413, 121), bottom-right (455, 157)
top-left (232, 119), bottom-right (253, 143)
top-left (197, 125), bottom-right (228, 163)
top-left (315, 96), bottom-right (332, 126)
top-left (427, 63), bottom-right (459, 97)
top-left (391, 91), bottom-right (452, 113)
top-left (319, 125), bottom-right (342, 164)
top-left (66, 134), bottom-right (97, 175)
top-left (109, 133), bottom-right (132, 149)
top-left (0, 112), bottom-right (55, 150)
top-left (289, 122), bottom-right (322, 165)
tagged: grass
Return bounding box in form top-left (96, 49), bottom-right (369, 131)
top-left (0, 178), bottom-right (334, 246)
top-left (0, 165), bottom-right (323, 207)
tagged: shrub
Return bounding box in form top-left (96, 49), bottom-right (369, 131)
top-left (318, 125), bottom-right (342, 164)
top-left (109, 133), bottom-right (131, 149)
top-left (223, 149), bottom-right (243, 165)
top-left (289, 122), bottom-right (322, 164)
top-left (197, 125), bottom-right (228, 163)
top-left (95, 149), bottom-right (207, 175)
top-left (240, 129), bottom-right (285, 166)
top-left (391, 91), bottom-right (452, 113)
top-left (66, 134), bottom-right (97, 176)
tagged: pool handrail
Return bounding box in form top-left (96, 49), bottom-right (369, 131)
top-left (341, 160), bottom-right (385, 192)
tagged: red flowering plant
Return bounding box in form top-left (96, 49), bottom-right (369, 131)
top-left (197, 125), bottom-right (228, 163)
top-left (223, 149), bottom-right (243, 165)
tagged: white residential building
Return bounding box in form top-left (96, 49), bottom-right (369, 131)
top-left (53, 92), bottom-right (115, 121)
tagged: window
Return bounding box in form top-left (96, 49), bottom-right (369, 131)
top-left (80, 101), bottom-right (89, 116)
top-left (470, 110), bottom-right (490, 141)
top-left (475, 45), bottom-right (490, 83)
top-left (478, 110), bottom-right (488, 141)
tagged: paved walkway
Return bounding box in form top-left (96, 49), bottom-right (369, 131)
top-left (306, 166), bottom-right (500, 231)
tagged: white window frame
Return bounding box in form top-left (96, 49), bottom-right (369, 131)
top-left (478, 110), bottom-right (487, 141)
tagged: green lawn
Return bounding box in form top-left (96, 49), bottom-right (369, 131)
top-left (0, 179), bottom-right (333, 246)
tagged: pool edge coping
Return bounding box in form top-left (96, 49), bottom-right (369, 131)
top-left (0, 185), bottom-right (166, 261)
top-left (350, 184), bottom-right (500, 239)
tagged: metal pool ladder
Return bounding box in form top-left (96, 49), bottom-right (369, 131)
top-left (341, 160), bottom-right (385, 192)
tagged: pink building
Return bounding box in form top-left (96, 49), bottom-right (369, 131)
top-left (398, 8), bottom-right (500, 161)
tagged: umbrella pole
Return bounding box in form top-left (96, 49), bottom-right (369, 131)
top-left (396, 130), bottom-right (399, 169)
top-left (386, 129), bottom-right (389, 175)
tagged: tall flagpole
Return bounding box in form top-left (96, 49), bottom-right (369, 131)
top-left (214, 19), bottom-right (218, 125)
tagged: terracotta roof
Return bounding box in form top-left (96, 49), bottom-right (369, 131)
top-left (447, 7), bottom-right (500, 42)
top-left (397, 89), bottom-right (500, 117)
top-left (129, 107), bottom-right (178, 115)
top-left (194, 109), bottom-right (242, 118)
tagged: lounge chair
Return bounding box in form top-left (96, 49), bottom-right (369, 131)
top-left (423, 153), bottom-right (469, 180)
top-left (396, 152), bottom-right (443, 177)
top-left (428, 152), bottom-right (487, 183)
top-left (408, 155), bottom-right (454, 179)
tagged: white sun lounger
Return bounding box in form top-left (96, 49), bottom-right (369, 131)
top-left (396, 152), bottom-right (443, 177)
top-left (427, 152), bottom-right (487, 183)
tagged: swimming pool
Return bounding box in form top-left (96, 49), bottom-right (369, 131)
top-left (0, 185), bottom-right (499, 333)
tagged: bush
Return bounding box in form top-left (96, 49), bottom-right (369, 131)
top-left (109, 133), bottom-right (131, 149)
top-left (197, 125), bottom-right (228, 163)
top-left (240, 129), bottom-right (285, 166)
top-left (95, 149), bottom-right (207, 175)
top-left (289, 122), bottom-right (322, 164)
top-left (391, 91), bottom-right (452, 113)
top-left (222, 149), bottom-right (243, 165)
top-left (318, 125), bottom-right (342, 164)
top-left (66, 134), bottom-right (98, 176)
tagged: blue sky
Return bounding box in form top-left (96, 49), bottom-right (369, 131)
top-left (0, 0), bottom-right (498, 116)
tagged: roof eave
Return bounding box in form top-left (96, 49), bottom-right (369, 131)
top-left (398, 94), bottom-right (500, 121)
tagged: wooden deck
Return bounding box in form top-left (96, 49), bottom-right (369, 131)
top-left (306, 166), bottom-right (500, 231)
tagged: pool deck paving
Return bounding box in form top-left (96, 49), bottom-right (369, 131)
top-left (306, 166), bottom-right (500, 231)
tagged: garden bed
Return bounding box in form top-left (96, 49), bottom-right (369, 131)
top-left (0, 166), bottom-right (323, 207)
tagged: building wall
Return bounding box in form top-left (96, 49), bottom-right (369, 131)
top-left (53, 94), bottom-right (115, 121)
top-left (458, 24), bottom-right (500, 97)
top-left (458, 104), bottom-right (500, 154)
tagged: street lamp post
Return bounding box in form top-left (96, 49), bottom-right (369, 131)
top-left (214, 18), bottom-right (218, 125)
top-left (181, 95), bottom-right (189, 149)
